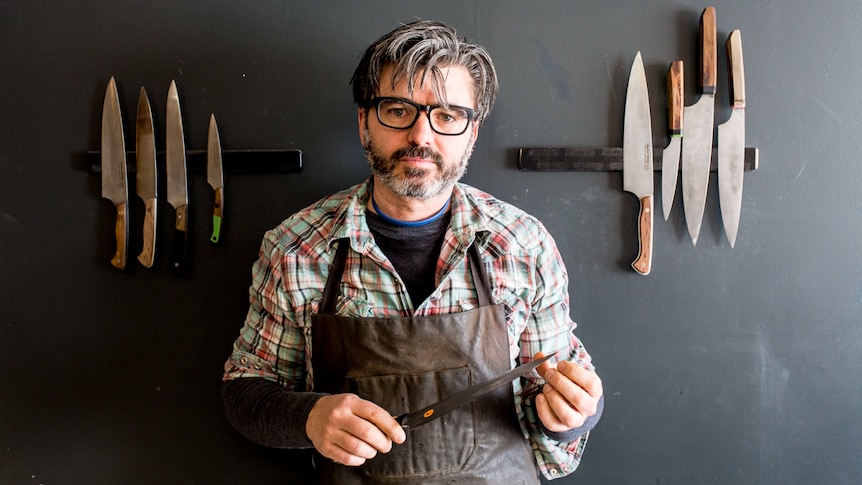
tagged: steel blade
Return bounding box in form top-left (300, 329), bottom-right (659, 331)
top-left (207, 114), bottom-right (223, 190)
top-left (623, 51), bottom-right (653, 199)
top-left (165, 80), bottom-right (188, 210)
top-left (661, 137), bottom-right (681, 220)
top-left (397, 354), bottom-right (553, 430)
top-left (718, 111), bottom-right (744, 247)
top-left (101, 77), bottom-right (127, 206)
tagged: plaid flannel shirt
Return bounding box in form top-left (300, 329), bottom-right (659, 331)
top-left (224, 178), bottom-right (595, 479)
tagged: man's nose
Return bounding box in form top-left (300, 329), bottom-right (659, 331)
top-left (407, 111), bottom-right (435, 146)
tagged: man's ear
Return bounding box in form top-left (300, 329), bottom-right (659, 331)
top-left (357, 108), bottom-right (368, 146)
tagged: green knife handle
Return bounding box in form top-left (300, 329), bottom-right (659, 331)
top-left (210, 186), bottom-right (224, 244)
top-left (172, 204), bottom-right (189, 274)
top-left (631, 195), bottom-right (653, 276)
top-left (699, 7), bottom-right (717, 95)
top-left (111, 202), bottom-right (129, 270)
top-left (138, 198), bottom-right (157, 268)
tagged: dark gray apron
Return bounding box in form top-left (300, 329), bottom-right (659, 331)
top-left (311, 240), bottom-right (539, 484)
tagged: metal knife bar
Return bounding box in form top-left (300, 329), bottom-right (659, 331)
top-left (86, 149), bottom-right (302, 174)
top-left (518, 147), bottom-right (759, 172)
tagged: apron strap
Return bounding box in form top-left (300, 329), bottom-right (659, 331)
top-left (319, 239), bottom-right (349, 315)
top-left (319, 238), bottom-right (494, 313)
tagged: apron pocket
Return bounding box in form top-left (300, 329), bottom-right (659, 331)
top-left (347, 366), bottom-right (477, 480)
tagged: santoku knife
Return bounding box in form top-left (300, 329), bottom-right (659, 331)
top-left (661, 61), bottom-right (683, 221)
top-left (623, 51), bottom-right (653, 276)
top-left (395, 354), bottom-right (553, 430)
top-left (681, 6), bottom-right (717, 245)
top-left (718, 30), bottom-right (746, 248)
top-left (101, 77), bottom-right (128, 270)
top-left (207, 114), bottom-right (224, 244)
top-left (166, 80), bottom-right (189, 273)
top-left (135, 87), bottom-right (158, 268)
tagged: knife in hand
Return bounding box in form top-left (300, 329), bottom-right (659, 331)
top-left (661, 61), bottom-right (683, 221)
top-left (718, 30), bottom-right (746, 248)
top-left (166, 80), bottom-right (189, 273)
top-left (623, 51), bottom-right (654, 276)
top-left (207, 114), bottom-right (224, 244)
top-left (395, 354), bottom-right (553, 430)
top-left (681, 6), bottom-right (717, 245)
top-left (101, 77), bottom-right (129, 270)
top-left (135, 87), bottom-right (158, 268)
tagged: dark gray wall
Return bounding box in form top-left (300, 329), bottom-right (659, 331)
top-left (2, 1), bottom-right (860, 483)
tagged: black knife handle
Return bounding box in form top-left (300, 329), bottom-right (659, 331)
top-left (172, 205), bottom-right (189, 274)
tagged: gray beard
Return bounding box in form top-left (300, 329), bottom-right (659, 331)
top-left (363, 128), bottom-right (474, 200)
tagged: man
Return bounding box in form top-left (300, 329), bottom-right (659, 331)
top-left (223, 20), bottom-right (603, 483)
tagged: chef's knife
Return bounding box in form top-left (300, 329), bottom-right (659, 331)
top-left (135, 87), bottom-right (158, 268)
top-left (207, 114), bottom-right (224, 244)
top-left (166, 80), bottom-right (189, 273)
top-left (718, 30), bottom-right (745, 248)
top-left (101, 76), bottom-right (128, 270)
top-left (661, 61), bottom-right (683, 221)
top-left (681, 6), bottom-right (717, 245)
top-left (396, 354), bottom-right (553, 430)
top-left (623, 51), bottom-right (653, 276)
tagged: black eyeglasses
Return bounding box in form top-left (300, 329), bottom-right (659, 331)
top-left (370, 97), bottom-right (475, 136)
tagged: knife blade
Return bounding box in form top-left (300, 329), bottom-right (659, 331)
top-left (661, 60), bottom-right (684, 221)
top-left (623, 51), bottom-right (653, 276)
top-left (166, 80), bottom-right (189, 273)
top-left (135, 87), bottom-right (158, 268)
top-left (681, 6), bottom-right (717, 245)
top-left (207, 114), bottom-right (224, 244)
top-left (101, 76), bottom-right (129, 270)
top-left (718, 30), bottom-right (746, 248)
top-left (396, 354), bottom-right (553, 430)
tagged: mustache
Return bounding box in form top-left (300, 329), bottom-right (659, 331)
top-left (392, 145), bottom-right (444, 166)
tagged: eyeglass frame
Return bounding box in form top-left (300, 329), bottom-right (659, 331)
top-left (369, 96), bottom-right (476, 136)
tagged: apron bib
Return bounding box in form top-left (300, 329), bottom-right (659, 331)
top-left (311, 241), bottom-right (538, 484)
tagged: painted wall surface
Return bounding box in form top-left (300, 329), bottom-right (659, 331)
top-left (2, 1), bottom-right (860, 483)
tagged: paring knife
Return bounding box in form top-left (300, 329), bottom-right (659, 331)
top-left (718, 30), bottom-right (746, 248)
top-left (207, 114), bottom-right (224, 244)
top-left (101, 77), bottom-right (129, 270)
top-left (135, 87), bottom-right (158, 268)
top-left (166, 80), bottom-right (189, 273)
top-left (395, 354), bottom-right (553, 430)
top-left (681, 6), bottom-right (717, 245)
top-left (623, 51), bottom-right (653, 276)
top-left (661, 61), bottom-right (684, 221)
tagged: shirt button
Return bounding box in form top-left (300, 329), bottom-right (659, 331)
top-left (240, 356), bottom-right (248, 365)
top-left (253, 361), bottom-right (262, 370)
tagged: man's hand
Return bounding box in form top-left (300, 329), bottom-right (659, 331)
top-left (534, 352), bottom-right (603, 433)
top-left (306, 393), bottom-right (406, 466)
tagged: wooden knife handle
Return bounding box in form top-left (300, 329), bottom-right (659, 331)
top-left (667, 60), bottom-right (684, 136)
top-left (172, 204), bottom-right (189, 274)
top-left (631, 195), bottom-right (653, 275)
top-left (137, 198), bottom-right (157, 268)
top-left (210, 186), bottom-right (224, 244)
top-left (700, 6), bottom-right (717, 95)
top-left (726, 30), bottom-right (745, 108)
top-left (111, 202), bottom-right (129, 270)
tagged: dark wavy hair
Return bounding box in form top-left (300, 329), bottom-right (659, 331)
top-left (350, 20), bottom-right (498, 123)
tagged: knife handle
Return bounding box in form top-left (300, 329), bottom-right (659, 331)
top-left (726, 30), bottom-right (745, 108)
top-left (699, 6), bottom-right (717, 95)
top-left (137, 198), bottom-right (157, 268)
top-left (631, 195), bottom-right (653, 275)
top-left (210, 186), bottom-right (224, 244)
top-left (667, 60), bottom-right (684, 136)
top-left (172, 204), bottom-right (189, 273)
top-left (111, 202), bottom-right (129, 270)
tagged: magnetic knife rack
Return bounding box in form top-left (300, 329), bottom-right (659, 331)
top-left (518, 147), bottom-right (759, 171)
top-left (85, 149), bottom-right (303, 174)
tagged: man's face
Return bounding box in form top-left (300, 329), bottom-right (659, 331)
top-left (359, 64), bottom-right (480, 200)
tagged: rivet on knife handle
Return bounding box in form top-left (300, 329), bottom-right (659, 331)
top-left (172, 205), bottom-right (189, 273)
